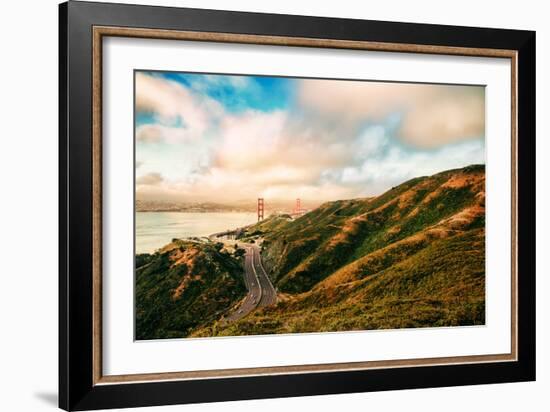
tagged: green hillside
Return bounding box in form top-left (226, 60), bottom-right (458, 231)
top-left (192, 164), bottom-right (486, 337)
top-left (136, 240), bottom-right (246, 340)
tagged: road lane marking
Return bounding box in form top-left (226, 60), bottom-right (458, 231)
top-left (249, 247), bottom-right (264, 305)
top-left (253, 246), bottom-right (277, 305)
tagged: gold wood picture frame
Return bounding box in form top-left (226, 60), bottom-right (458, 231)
top-left (59, 2), bottom-right (534, 410)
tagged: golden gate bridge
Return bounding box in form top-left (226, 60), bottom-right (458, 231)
top-left (212, 197), bottom-right (309, 240)
top-left (256, 197), bottom-right (308, 222)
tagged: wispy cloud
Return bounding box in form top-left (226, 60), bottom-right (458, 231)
top-left (136, 172), bottom-right (164, 186)
top-left (136, 124), bottom-right (197, 144)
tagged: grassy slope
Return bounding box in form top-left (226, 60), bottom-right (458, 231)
top-left (136, 240), bottom-right (246, 340)
top-left (193, 164), bottom-right (486, 337)
top-left (203, 229), bottom-right (485, 336)
top-left (262, 164), bottom-right (484, 293)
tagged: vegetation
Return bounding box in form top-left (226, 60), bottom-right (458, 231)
top-left (196, 229), bottom-right (485, 337)
top-left (192, 164), bottom-right (486, 337)
top-left (135, 239), bottom-right (246, 340)
top-left (138, 165), bottom-right (486, 338)
top-left (258, 164), bottom-right (484, 293)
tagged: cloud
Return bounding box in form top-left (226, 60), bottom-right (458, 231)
top-left (338, 132), bottom-right (485, 195)
top-left (298, 80), bottom-right (485, 148)
top-left (213, 104), bottom-right (356, 168)
top-left (135, 74), bottom-right (485, 205)
top-left (137, 172), bottom-right (164, 185)
top-left (136, 124), bottom-right (196, 144)
top-left (399, 90), bottom-right (484, 147)
top-left (213, 110), bottom-right (288, 170)
top-left (137, 120), bottom-right (483, 204)
top-left (135, 72), bottom-right (223, 142)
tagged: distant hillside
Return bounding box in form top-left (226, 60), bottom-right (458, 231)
top-left (136, 199), bottom-right (255, 213)
top-left (136, 240), bottom-right (246, 340)
top-left (192, 164), bottom-right (486, 336)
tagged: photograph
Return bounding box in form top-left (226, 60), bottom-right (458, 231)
top-left (134, 71), bottom-right (487, 340)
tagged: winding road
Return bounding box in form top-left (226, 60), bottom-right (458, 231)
top-left (224, 243), bottom-right (277, 322)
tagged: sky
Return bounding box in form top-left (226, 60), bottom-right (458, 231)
top-left (135, 71), bottom-right (485, 207)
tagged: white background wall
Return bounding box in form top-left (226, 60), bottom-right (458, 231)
top-left (0, 0), bottom-right (546, 411)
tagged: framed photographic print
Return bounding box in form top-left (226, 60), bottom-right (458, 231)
top-left (59, 1), bottom-right (536, 410)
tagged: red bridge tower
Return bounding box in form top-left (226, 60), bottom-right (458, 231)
top-left (294, 198), bottom-right (301, 214)
top-left (257, 198), bottom-right (264, 221)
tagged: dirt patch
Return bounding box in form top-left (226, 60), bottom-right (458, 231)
top-left (425, 227), bottom-right (453, 239)
top-left (327, 217), bottom-right (363, 247)
top-left (387, 225), bottom-right (401, 235)
top-left (397, 189), bottom-right (418, 209)
top-left (441, 170), bottom-right (484, 190)
top-left (439, 205), bottom-right (484, 230)
top-left (169, 247), bottom-right (200, 268)
top-left (166, 246), bottom-right (205, 299)
top-left (407, 206), bottom-right (420, 218)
